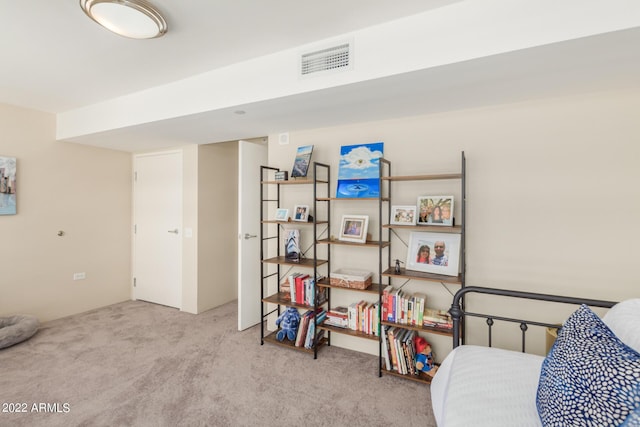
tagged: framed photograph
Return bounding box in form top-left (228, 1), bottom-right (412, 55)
top-left (390, 205), bottom-right (417, 225)
top-left (339, 215), bottom-right (369, 243)
top-left (416, 196), bottom-right (454, 226)
top-left (405, 232), bottom-right (460, 276)
top-left (0, 156), bottom-right (17, 215)
top-left (293, 205), bottom-right (309, 222)
top-left (274, 208), bottom-right (289, 221)
top-left (291, 145), bottom-right (313, 178)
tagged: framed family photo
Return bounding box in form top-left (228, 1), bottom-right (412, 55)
top-left (390, 205), bottom-right (417, 225)
top-left (416, 196), bottom-right (454, 226)
top-left (339, 214), bottom-right (369, 243)
top-left (274, 208), bottom-right (289, 221)
top-left (293, 205), bottom-right (309, 222)
top-left (405, 231), bottom-right (460, 276)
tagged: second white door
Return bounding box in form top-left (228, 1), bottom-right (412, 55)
top-left (133, 151), bottom-right (182, 309)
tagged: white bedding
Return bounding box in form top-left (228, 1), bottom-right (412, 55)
top-left (431, 345), bottom-right (544, 427)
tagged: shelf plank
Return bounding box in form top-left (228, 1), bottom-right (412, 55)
top-left (261, 180), bottom-right (328, 185)
top-left (382, 267), bottom-right (462, 285)
top-left (380, 320), bottom-right (453, 337)
top-left (262, 220), bottom-right (329, 225)
top-left (262, 330), bottom-right (326, 354)
top-left (318, 323), bottom-right (379, 341)
top-left (262, 256), bottom-right (327, 267)
top-left (381, 367), bottom-right (435, 384)
top-left (383, 224), bottom-right (462, 234)
top-left (381, 173), bottom-right (462, 182)
top-left (317, 279), bottom-right (384, 295)
top-left (262, 292), bottom-right (327, 310)
top-left (316, 238), bottom-right (390, 248)
top-left (316, 197), bottom-right (390, 202)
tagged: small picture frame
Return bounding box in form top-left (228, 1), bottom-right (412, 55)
top-left (390, 205), bottom-right (417, 225)
top-left (339, 215), bottom-right (369, 243)
top-left (417, 196), bottom-right (454, 226)
top-left (274, 208), bottom-right (289, 221)
top-left (405, 231), bottom-right (460, 276)
top-left (293, 205), bottom-right (309, 222)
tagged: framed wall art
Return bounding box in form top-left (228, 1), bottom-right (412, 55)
top-left (336, 142), bottom-right (384, 198)
top-left (416, 196), bottom-right (454, 226)
top-left (405, 231), bottom-right (460, 276)
top-left (339, 214), bottom-right (369, 243)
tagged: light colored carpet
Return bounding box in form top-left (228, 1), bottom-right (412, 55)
top-left (0, 300), bottom-right (437, 426)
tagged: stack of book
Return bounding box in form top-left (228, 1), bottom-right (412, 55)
top-left (324, 306), bottom-right (349, 328)
top-left (381, 325), bottom-right (418, 375)
top-left (422, 308), bottom-right (453, 330)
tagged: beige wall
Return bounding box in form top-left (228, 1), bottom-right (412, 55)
top-left (0, 104), bottom-right (132, 322)
top-left (268, 88), bottom-right (640, 356)
top-left (197, 142), bottom-right (239, 312)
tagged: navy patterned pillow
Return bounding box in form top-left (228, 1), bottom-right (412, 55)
top-left (536, 304), bottom-right (640, 427)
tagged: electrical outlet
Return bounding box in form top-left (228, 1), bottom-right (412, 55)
top-left (73, 272), bottom-right (86, 280)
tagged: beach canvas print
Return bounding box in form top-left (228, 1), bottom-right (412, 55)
top-left (336, 142), bottom-right (384, 198)
top-left (0, 156), bottom-right (16, 215)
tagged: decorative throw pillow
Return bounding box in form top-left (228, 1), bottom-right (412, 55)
top-left (536, 304), bottom-right (640, 427)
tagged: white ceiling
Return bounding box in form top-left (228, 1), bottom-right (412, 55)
top-left (1, 1), bottom-right (640, 152)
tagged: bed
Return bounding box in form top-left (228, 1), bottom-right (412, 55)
top-left (430, 286), bottom-right (640, 427)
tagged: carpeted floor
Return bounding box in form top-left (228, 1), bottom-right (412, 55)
top-left (0, 300), bottom-right (437, 426)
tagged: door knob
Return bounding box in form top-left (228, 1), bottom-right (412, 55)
top-left (168, 229), bottom-right (179, 234)
top-left (244, 233), bottom-right (257, 239)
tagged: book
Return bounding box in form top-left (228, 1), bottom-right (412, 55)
top-left (284, 229), bottom-right (301, 262)
top-left (423, 307), bottom-right (453, 329)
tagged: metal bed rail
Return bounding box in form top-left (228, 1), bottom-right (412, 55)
top-left (450, 286), bottom-right (617, 351)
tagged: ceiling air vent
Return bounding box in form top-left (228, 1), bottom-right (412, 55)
top-left (300, 43), bottom-right (351, 76)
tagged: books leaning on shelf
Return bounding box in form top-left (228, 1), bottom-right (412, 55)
top-left (381, 325), bottom-right (418, 375)
top-left (295, 308), bottom-right (327, 348)
top-left (347, 301), bottom-right (379, 336)
top-left (381, 286), bottom-right (426, 326)
top-left (422, 308), bottom-right (453, 330)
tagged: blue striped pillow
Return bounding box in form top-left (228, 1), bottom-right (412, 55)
top-left (536, 304), bottom-right (640, 427)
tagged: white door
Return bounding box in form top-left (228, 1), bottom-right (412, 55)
top-left (133, 151), bottom-right (182, 309)
top-left (238, 140), bottom-right (267, 330)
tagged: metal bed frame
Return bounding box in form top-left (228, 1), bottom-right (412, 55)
top-left (449, 286), bottom-right (617, 351)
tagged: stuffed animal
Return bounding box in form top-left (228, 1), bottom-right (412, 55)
top-left (414, 336), bottom-right (438, 377)
top-left (275, 307), bottom-right (300, 342)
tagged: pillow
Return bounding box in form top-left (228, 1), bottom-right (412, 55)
top-left (603, 299), bottom-right (640, 353)
top-left (537, 304), bottom-right (640, 427)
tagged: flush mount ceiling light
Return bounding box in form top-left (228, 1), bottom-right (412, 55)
top-left (80, 0), bottom-right (167, 39)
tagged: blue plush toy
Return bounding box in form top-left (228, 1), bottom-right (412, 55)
top-left (275, 307), bottom-right (300, 342)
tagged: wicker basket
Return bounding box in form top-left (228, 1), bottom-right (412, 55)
top-left (330, 269), bottom-right (372, 290)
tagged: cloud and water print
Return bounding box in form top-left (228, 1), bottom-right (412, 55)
top-left (336, 142), bottom-right (384, 198)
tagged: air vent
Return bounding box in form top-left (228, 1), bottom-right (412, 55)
top-left (300, 43), bottom-right (351, 76)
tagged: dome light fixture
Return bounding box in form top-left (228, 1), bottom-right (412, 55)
top-left (80, 0), bottom-right (167, 39)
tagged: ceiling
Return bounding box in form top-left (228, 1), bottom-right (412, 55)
top-left (1, 1), bottom-right (640, 152)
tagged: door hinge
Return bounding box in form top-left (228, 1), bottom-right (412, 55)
top-left (134, 171), bottom-right (137, 182)
top-left (134, 224), bottom-right (137, 234)
top-left (133, 277), bottom-right (137, 287)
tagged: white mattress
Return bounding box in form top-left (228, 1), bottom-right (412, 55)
top-left (431, 345), bottom-right (544, 427)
